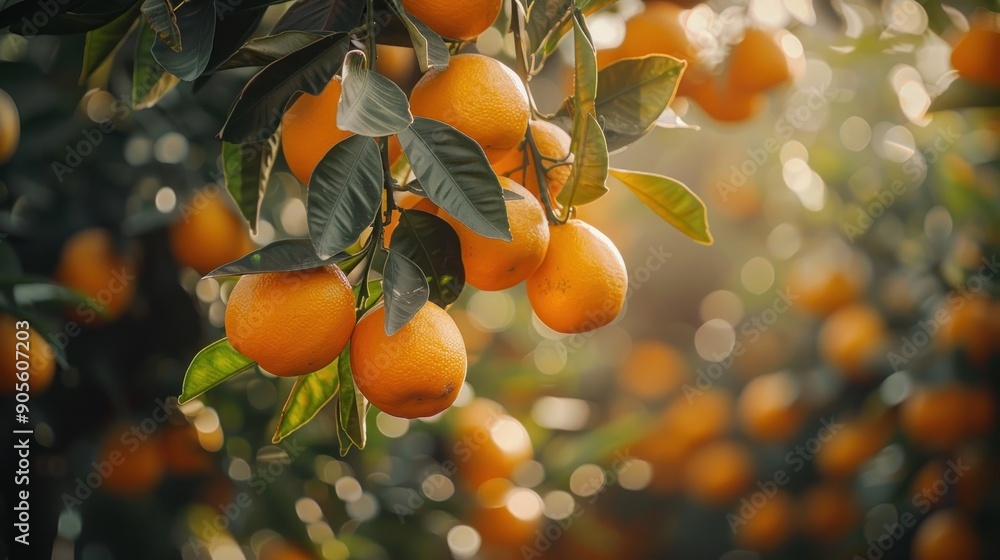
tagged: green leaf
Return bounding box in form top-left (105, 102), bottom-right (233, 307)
top-left (219, 32), bottom-right (350, 143)
top-left (594, 55), bottom-right (685, 135)
top-left (222, 134), bottom-right (281, 233)
top-left (559, 112), bottom-right (608, 206)
top-left (150, 0), bottom-right (216, 81)
top-left (140, 0), bottom-right (181, 52)
top-left (205, 238), bottom-right (348, 278)
top-left (386, 0), bottom-right (449, 72)
top-left (382, 249), bottom-right (429, 336)
top-left (337, 342), bottom-right (368, 454)
top-left (355, 280), bottom-right (384, 312)
top-left (609, 168), bottom-right (712, 245)
top-left (272, 0), bottom-right (364, 34)
top-left (132, 22), bottom-right (181, 109)
top-left (179, 339), bottom-right (256, 404)
top-left (526, 0), bottom-right (572, 66)
top-left (389, 209), bottom-right (464, 307)
top-left (307, 135), bottom-right (384, 259)
top-left (272, 359), bottom-right (341, 443)
top-left (398, 117), bottom-right (511, 241)
top-left (527, 0), bottom-right (616, 71)
top-left (216, 31), bottom-right (324, 71)
top-left (80, 3), bottom-right (140, 83)
top-left (337, 50), bottom-right (413, 136)
top-left (571, 7), bottom-right (597, 116)
top-left (928, 77), bottom-right (1000, 112)
top-left (6, 1), bottom-right (137, 35)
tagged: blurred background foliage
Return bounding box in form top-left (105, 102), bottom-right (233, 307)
top-left (2, 0), bottom-right (1000, 559)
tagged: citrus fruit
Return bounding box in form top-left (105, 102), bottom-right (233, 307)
top-left (225, 266), bottom-right (355, 377)
top-left (737, 371), bottom-right (803, 442)
top-left (377, 44), bottom-right (418, 88)
top-left (0, 88), bottom-right (18, 164)
top-left (951, 25), bottom-right (1000, 88)
top-left (913, 510), bottom-right (981, 560)
top-left (471, 499), bottom-right (542, 552)
top-left (401, 0), bottom-right (502, 41)
top-left (409, 54), bottom-right (529, 162)
top-left (818, 303), bottom-right (887, 379)
top-left (350, 302), bottom-right (466, 418)
top-left (491, 120), bottom-right (572, 206)
top-left (440, 177), bottom-right (549, 291)
top-left (170, 191), bottom-right (254, 275)
top-left (100, 428), bottom-right (165, 496)
top-left (527, 219), bottom-right (627, 334)
top-left (798, 483), bottom-right (859, 542)
top-left (597, 2), bottom-right (700, 71)
top-left (55, 228), bottom-right (137, 322)
top-left (733, 490), bottom-right (794, 551)
top-left (785, 247), bottom-right (868, 315)
top-left (816, 415), bottom-right (892, 478)
top-left (451, 398), bottom-right (533, 489)
top-left (281, 79), bottom-right (352, 185)
top-left (688, 77), bottom-right (764, 122)
top-left (900, 384), bottom-right (973, 450)
top-left (682, 440), bottom-right (753, 505)
top-left (727, 28), bottom-right (791, 93)
top-left (0, 314), bottom-right (56, 396)
top-left (616, 340), bottom-right (689, 400)
top-left (936, 292), bottom-right (1000, 365)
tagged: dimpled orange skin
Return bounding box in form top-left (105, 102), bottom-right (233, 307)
top-left (409, 54), bottom-right (529, 159)
top-left (441, 178), bottom-right (549, 291)
top-left (55, 228), bottom-right (136, 321)
top-left (401, 0), bottom-right (502, 41)
top-left (727, 28), bottom-right (791, 93)
top-left (492, 120), bottom-right (572, 207)
top-left (527, 219), bottom-right (627, 334)
top-left (0, 315), bottom-right (56, 396)
top-left (225, 266), bottom-right (355, 377)
top-left (350, 303), bottom-right (467, 419)
top-left (169, 192), bottom-right (254, 275)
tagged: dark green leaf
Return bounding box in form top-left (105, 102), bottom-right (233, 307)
top-left (389, 209), bottom-right (464, 307)
top-left (382, 249), bottom-right (429, 335)
top-left (571, 7), bottom-right (596, 116)
top-left (80, 3), bottom-right (140, 83)
top-left (609, 168), bottom-right (712, 245)
top-left (272, 0), bottom-right (364, 33)
top-left (203, 6), bottom-right (267, 73)
top-left (218, 32), bottom-right (350, 143)
top-left (527, 0), bottom-right (616, 70)
top-left (558, 112), bottom-right (608, 206)
top-left (593, 55), bottom-right (685, 135)
top-left (526, 0), bottom-right (572, 65)
top-left (337, 343), bottom-right (368, 454)
top-left (140, 0), bottom-right (180, 52)
top-left (386, 0), bottom-right (449, 72)
top-left (205, 238), bottom-right (347, 278)
top-left (132, 21), bottom-right (181, 109)
top-left (222, 132), bottom-right (282, 233)
top-left (179, 339), bottom-right (256, 404)
top-left (337, 49), bottom-right (413, 136)
top-left (398, 117), bottom-right (511, 241)
top-left (272, 359), bottom-right (340, 443)
top-left (308, 135), bottom-right (384, 259)
top-left (151, 0), bottom-right (216, 81)
top-left (7, 0), bottom-right (136, 35)
top-left (216, 31), bottom-right (324, 71)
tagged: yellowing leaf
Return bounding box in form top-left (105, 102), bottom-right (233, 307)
top-left (609, 168), bottom-right (713, 245)
top-left (272, 359), bottom-right (341, 443)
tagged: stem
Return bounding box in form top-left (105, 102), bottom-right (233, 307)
top-left (365, 0), bottom-right (377, 70)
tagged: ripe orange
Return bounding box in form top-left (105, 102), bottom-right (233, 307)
top-left (350, 302), bottom-right (466, 418)
top-left (0, 88), bottom-right (18, 164)
top-left (818, 303), bottom-right (887, 379)
top-left (527, 219), bottom-right (627, 334)
top-left (688, 77), bottom-right (764, 123)
top-left (450, 398), bottom-right (533, 489)
top-left (491, 120), bottom-right (572, 207)
top-left (798, 483), bottom-right (859, 542)
top-left (376, 44), bottom-right (418, 88)
top-left (785, 249), bottom-right (868, 315)
top-left (900, 384), bottom-right (974, 450)
top-left (597, 2), bottom-right (700, 71)
top-left (816, 415), bottom-right (892, 478)
top-left (281, 79), bottom-right (351, 185)
top-left (727, 28), bottom-right (791, 93)
top-left (913, 510), bottom-right (981, 560)
top-left (409, 54), bottom-right (529, 163)
top-left (471, 500), bottom-right (541, 552)
top-left (100, 428), bottom-right (164, 496)
top-left (733, 490), bottom-right (794, 551)
top-left (225, 266), bottom-right (355, 377)
top-left (936, 292), bottom-right (1000, 365)
top-left (737, 371), bottom-right (803, 442)
top-left (440, 178), bottom-right (549, 291)
top-left (170, 191), bottom-right (254, 275)
top-left (401, 0), bottom-right (501, 41)
top-left (259, 541), bottom-right (319, 560)
top-left (951, 25), bottom-right (1000, 88)
top-left (55, 228), bottom-right (136, 322)
top-left (682, 440), bottom-right (753, 505)
top-left (617, 340), bottom-right (689, 400)
top-left (0, 314), bottom-right (56, 396)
